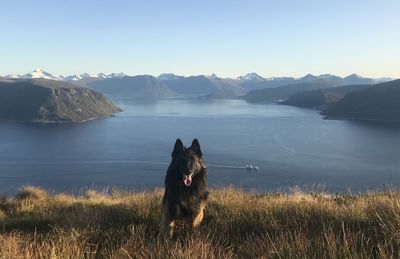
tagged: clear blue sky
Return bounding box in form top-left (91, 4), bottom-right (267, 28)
top-left (1, 0), bottom-right (399, 78)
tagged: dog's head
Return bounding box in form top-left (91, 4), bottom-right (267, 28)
top-left (171, 138), bottom-right (204, 187)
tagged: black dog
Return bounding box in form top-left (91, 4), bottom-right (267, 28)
top-left (161, 138), bottom-right (209, 236)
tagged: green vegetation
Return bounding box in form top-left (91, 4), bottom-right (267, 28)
top-left (1, 186), bottom-right (400, 258)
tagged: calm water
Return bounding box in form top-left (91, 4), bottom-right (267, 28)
top-left (0, 99), bottom-right (399, 194)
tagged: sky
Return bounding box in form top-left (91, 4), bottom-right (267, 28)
top-left (1, 0), bottom-right (399, 78)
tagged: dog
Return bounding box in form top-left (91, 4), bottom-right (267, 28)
top-left (161, 138), bottom-right (209, 237)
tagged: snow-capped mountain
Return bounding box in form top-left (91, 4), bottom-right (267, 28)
top-left (78, 73), bottom-right (93, 78)
top-left (2, 70), bottom-right (394, 87)
top-left (238, 73), bottom-right (266, 81)
top-left (107, 72), bottom-right (126, 79)
top-left (29, 69), bottom-right (61, 80)
top-left (3, 70), bottom-right (127, 82)
top-left (5, 69), bottom-right (62, 81)
top-left (3, 74), bottom-right (21, 79)
top-left (97, 73), bottom-right (109, 79)
top-left (62, 75), bottom-right (83, 81)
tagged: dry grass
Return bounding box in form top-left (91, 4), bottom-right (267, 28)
top-left (0, 185), bottom-right (399, 258)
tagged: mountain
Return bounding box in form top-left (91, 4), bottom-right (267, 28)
top-left (239, 77), bottom-right (297, 91)
top-left (157, 73), bottom-right (185, 81)
top-left (342, 74), bottom-right (373, 85)
top-left (161, 75), bottom-right (215, 96)
top-left (206, 77), bottom-right (246, 98)
top-left (77, 72), bottom-right (125, 80)
top-left (238, 73), bottom-right (266, 82)
top-left (0, 78), bottom-right (121, 123)
top-left (161, 75), bottom-right (245, 98)
top-left (62, 75), bottom-right (83, 81)
top-left (242, 80), bottom-right (336, 103)
top-left (238, 74), bottom-right (380, 92)
top-left (24, 69), bottom-right (62, 80)
top-left (317, 74), bottom-right (342, 80)
top-left (107, 72), bottom-right (126, 78)
top-left (297, 74), bottom-right (377, 86)
top-left (281, 84), bottom-right (371, 109)
top-left (65, 72), bottom-right (128, 88)
top-left (5, 70), bottom-right (126, 83)
top-left (87, 75), bottom-right (175, 100)
top-left (2, 71), bottom-right (394, 100)
top-left (322, 79), bottom-right (400, 121)
top-left (66, 72), bottom-right (126, 83)
top-left (5, 69), bottom-right (63, 81)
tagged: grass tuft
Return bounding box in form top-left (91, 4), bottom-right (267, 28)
top-left (15, 185), bottom-right (48, 201)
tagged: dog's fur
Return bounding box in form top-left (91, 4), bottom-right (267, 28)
top-left (161, 138), bottom-right (209, 237)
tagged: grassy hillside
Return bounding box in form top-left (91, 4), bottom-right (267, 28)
top-left (1, 186), bottom-right (400, 258)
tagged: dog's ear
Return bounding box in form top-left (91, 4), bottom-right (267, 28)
top-left (191, 138), bottom-right (202, 157)
top-left (172, 138), bottom-right (184, 157)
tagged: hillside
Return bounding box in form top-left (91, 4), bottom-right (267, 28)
top-left (0, 79), bottom-right (121, 123)
top-left (87, 75), bottom-right (175, 100)
top-left (243, 80), bottom-right (335, 103)
top-left (281, 84), bottom-right (370, 109)
top-left (322, 79), bottom-right (400, 121)
top-left (0, 186), bottom-right (399, 258)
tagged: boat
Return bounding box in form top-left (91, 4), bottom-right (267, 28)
top-left (245, 164), bottom-right (260, 171)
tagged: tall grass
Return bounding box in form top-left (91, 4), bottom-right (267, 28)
top-left (0, 186), bottom-right (399, 258)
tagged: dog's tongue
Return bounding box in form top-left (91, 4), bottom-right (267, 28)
top-left (183, 175), bottom-right (192, 186)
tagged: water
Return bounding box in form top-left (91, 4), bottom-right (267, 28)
top-left (0, 99), bottom-right (399, 194)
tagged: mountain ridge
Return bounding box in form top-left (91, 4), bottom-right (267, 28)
top-left (2, 70), bottom-right (396, 100)
top-left (3, 70), bottom-right (394, 85)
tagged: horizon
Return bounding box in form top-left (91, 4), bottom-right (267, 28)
top-left (1, 0), bottom-right (399, 78)
top-left (1, 68), bottom-right (397, 80)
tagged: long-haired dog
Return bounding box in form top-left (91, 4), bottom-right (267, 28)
top-left (161, 138), bottom-right (209, 237)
